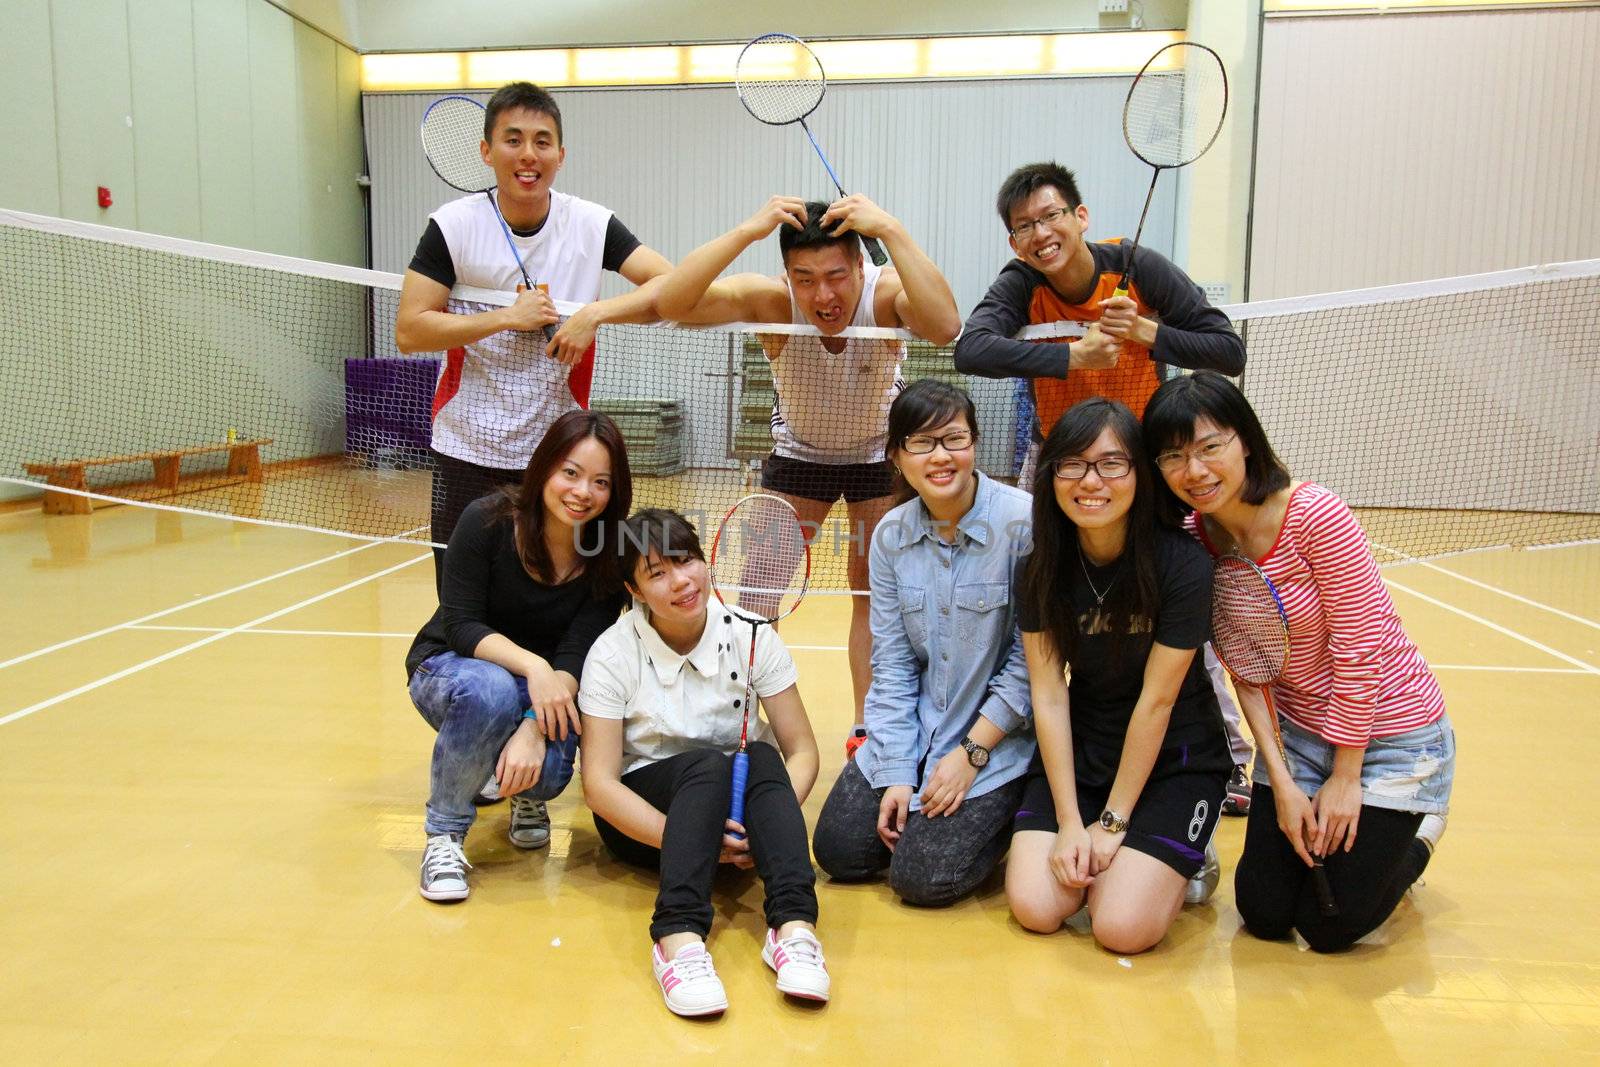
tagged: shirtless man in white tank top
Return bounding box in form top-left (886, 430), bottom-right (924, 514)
top-left (656, 196), bottom-right (961, 754)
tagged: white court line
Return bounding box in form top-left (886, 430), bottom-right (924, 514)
top-left (126, 625), bottom-right (415, 639)
top-left (1372, 539), bottom-right (1600, 632)
top-left (0, 554), bottom-right (429, 728)
top-left (0, 527), bottom-right (426, 672)
top-left (120, 628), bottom-right (1583, 675)
top-left (1384, 577), bottom-right (1600, 676)
top-left (1431, 664), bottom-right (1591, 674)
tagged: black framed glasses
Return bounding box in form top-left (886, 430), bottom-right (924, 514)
top-left (1007, 207), bottom-right (1071, 241)
top-left (902, 430), bottom-right (975, 455)
top-left (1053, 455), bottom-right (1133, 481)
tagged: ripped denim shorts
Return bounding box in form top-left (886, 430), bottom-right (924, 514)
top-left (1254, 713), bottom-right (1455, 815)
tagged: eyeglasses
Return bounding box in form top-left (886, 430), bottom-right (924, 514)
top-left (901, 430), bottom-right (975, 455)
top-left (1053, 455), bottom-right (1133, 481)
top-left (1007, 207), bottom-right (1071, 241)
top-left (1155, 433), bottom-right (1237, 473)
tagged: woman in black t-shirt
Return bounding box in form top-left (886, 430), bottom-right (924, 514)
top-left (1006, 398), bottom-right (1229, 954)
top-left (405, 410), bottom-right (631, 903)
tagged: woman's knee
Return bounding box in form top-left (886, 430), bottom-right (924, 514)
top-left (449, 659), bottom-right (525, 719)
top-left (1089, 908), bottom-right (1166, 955)
top-left (1008, 890), bottom-right (1068, 934)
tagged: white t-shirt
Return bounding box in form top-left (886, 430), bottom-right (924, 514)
top-left (579, 603), bottom-right (799, 776)
top-left (770, 259), bottom-right (906, 465)
top-left (429, 190), bottom-right (613, 469)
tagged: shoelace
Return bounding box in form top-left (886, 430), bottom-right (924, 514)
top-left (511, 797), bottom-right (548, 822)
top-left (423, 835), bottom-right (472, 878)
top-left (669, 949), bottom-right (718, 982)
top-left (777, 934), bottom-right (825, 969)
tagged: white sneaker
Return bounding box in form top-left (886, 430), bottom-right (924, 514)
top-left (508, 794), bottom-right (551, 849)
top-left (1185, 841), bottom-right (1221, 906)
top-left (762, 928), bottom-right (830, 1002)
top-left (419, 832), bottom-right (471, 902)
top-left (473, 774), bottom-right (502, 806)
top-left (1417, 813), bottom-right (1447, 855)
top-left (651, 942), bottom-right (728, 1017)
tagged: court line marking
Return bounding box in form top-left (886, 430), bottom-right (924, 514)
top-left (127, 625), bottom-right (416, 638)
top-left (1384, 577), bottom-right (1600, 676)
top-left (1372, 538), bottom-right (1600, 631)
top-left (0, 554), bottom-right (429, 728)
top-left (114, 628), bottom-right (1599, 674)
top-left (0, 528), bottom-right (426, 673)
top-left (1431, 665), bottom-right (1590, 674)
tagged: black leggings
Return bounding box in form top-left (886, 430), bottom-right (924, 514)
top-left (430, 449), bottom-right (523, 593)
top-left (593, 744), bottom-right (818, 942)
top-left (1234, 782), bottom-right (1431, 953)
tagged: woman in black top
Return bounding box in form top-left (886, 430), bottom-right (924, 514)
top-left (1006, 398), bottom-right (1229, 953)
top-left (406, 410), bottom-right (631, 902)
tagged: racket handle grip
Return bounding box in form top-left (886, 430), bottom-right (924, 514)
top-left (1311, 860), bottom-right (1339, 918)
top-left (727, 750), bottom-right (750, 841)
top-left (538, 284), bottom-right (558, 344)
top-left (862, 235), bottom-right (888, 267)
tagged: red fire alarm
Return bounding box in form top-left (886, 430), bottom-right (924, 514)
top-left (97, 186), bottom-right (112, 209)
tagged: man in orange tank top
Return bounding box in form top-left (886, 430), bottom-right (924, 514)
top-left (954, 161), bottom-right (1244, 437)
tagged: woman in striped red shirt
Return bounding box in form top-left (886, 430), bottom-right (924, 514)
top-left (1143, 372), bottom-right (1454, 952)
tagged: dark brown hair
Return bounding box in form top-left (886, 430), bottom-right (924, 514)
top-left (493, 410), bottom-right (631, 592)
top-left (1142, 371), bottom-right (1290, 528)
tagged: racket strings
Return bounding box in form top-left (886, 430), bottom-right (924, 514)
top-left (711, 497), bottom-right (809, 622)
top-left (736, 36), bottom-right (825, 124)
top-left (1123, 45), bottom-right (1227, 168)
top-left (421, 99), bottom-right (494, 193)
top-left (1211, 568), bottom-right (1289, 687)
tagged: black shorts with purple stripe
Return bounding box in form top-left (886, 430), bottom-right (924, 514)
top-left (760, 452), bottom-right (894, 505)
top-left (1012, 735), bottom-right (1230, 878)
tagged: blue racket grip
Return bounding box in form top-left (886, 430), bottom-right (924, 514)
top-left (727, 750), bottom-right (750, 841)
top-left (862, 235), bottom-right (888, 267)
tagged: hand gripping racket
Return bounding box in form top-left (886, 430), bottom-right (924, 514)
top-left (708, 494), bottom-right (810, 840)
top-left (1210, 553), bottom-right (1339, 918)
top-left (1106, 42), bottom-right (1228, 303)
top-left (420, 95), bottom-right (557, 343)
top-left (735, 33), bottom-right (889, 267)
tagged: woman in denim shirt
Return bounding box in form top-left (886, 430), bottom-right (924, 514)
top-left (812, 379), bottom-right (1034, 905)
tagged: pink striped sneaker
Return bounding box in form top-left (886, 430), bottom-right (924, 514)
top-left (762, 928), bottom-right (830, 1002)
top-left (651, 942), bottom-right (728, 1017)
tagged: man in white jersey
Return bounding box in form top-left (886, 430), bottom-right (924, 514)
top-left (656, 195), bottom-right (961, 756)
top-left (395, 82), bottom-right (672, 586)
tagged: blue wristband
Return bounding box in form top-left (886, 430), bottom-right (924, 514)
top-left (522, 709), bottom-right (538, 720)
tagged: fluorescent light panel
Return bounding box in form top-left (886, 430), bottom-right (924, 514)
top-left (361, 30), bottom-right (1182, 92)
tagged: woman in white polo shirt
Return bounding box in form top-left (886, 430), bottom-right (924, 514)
top-left (579, 509), bottom-right (828, 1018)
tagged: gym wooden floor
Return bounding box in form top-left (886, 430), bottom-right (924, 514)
top-left (3, 486), bottom-right (1599, 1064)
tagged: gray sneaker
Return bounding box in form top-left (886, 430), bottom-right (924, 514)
top-left (508, 794), bottom-right (551, 849)
top-left (420, 832), bottom-right (471, 902)
top-left (1185, 840), bottom-right (1221, 905)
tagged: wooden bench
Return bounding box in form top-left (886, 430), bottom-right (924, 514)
top-left (22, 438), bottom-right (273, 515)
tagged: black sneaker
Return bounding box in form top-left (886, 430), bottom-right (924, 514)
top-left (1222, 764), bottom-right (1251, 817)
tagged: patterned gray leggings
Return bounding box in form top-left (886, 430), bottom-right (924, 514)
top-left (811, 759), bottom-right (1023, 907)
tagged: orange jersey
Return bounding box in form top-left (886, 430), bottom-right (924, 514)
top-left (953, 240), bottom-right (1245, 439)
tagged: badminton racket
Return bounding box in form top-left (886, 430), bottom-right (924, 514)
top-left (1210, 553), bottom-right (1339, 918)
top-left (419, 95), bottom-right (556, 343)
top-left (1108, 42), bottom-right (1228, 302)
top-left (735, 33), bottom-right (889, 267)
top-left (708, 493), bottom-right (811, 840)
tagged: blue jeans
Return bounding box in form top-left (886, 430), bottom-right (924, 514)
top-left (1254, 713), bottom-right (1455, 815)
top-left (409, 651), bottom-right (578, 836)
